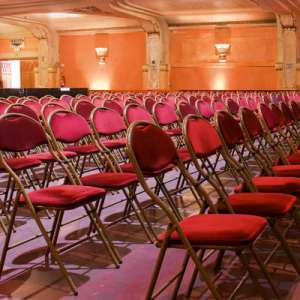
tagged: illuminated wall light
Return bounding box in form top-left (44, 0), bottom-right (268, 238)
top-left (215, 43), bottom-right (230, 63)
top-left (95, 47), bottom-right (108, 65)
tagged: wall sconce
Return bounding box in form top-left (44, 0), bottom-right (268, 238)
top-left (95, 47), bottom-right (108, 64)
top-left (215, 43), bottom-right (230, 63)
top-left (10, 39), bottom-right (25, 53)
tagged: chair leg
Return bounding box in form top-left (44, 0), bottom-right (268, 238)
top-left (186, 249), bottom-right (206, 298)
top-left (125, 186), bottom-right (156, 243)
top-left (249, 245), bottom-right (282, 300)
top-left (84, 203), bottom-right (121, 267)
top-left (236, 249), bottom-right (270, 300)
top-left (26, 202), bottom-right (78, 295)
top-left (45, 210), bottom-right (64, 262)
top-left (145, 241), bottom-right (169, 300)
top-left (0, 197), bottom-right (18, 277)
top-left (269, 219), bottom-right (300, 277)
top-left (170, 252), bottom-right (190, 300)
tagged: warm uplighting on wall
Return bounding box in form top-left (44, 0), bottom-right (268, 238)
top-left (90, 78), bottom-right (110, 90)
top-left (95, 47), bottom-right (108, 64)
top-left (215, 43), bottom-right (230, 63)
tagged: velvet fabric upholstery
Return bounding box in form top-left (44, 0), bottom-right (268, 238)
top-left (239, 176), bottom-right (300, 194)
top-left (5, 104), bottom-right (39, 121)
top-left (280, 102), bottom-right (294, 125)
top-left (224, 193), bottom-right (296, 216)
top-left (196, 100), bottom-right (214, 120)
top-left (81, 172), bottom-right (138, 189)
top-left (227, 99), bottom-right (239, 115)
top-left (103, 100), bottom-right (123, 115)
top-left (129, 123), bottom-right (178, 174)
top-left (75, 100), bottom-right (95, 121)
top-left (217, 111), bottom-right (244, 147)
top-left (126, 105), bottom-right (153, 125)
top-left (28, 151), bottom-right (77, 162)
top-left (0, 115), bottom-right (47, 152)
top-left (102, 138), bottom-right (127, 149)
top-left (158, 214), bottom-right (267, 246)
top-left (1, 157), bottom-right (41, 171)
top-left (186, 117), bottom-right (222, 157)
top-left (64, 144), bottom-right (99, 155)
top-left (271, 104), bottom-right (285, 127)
top-left (177, 101), bottom-right (197, 119)
top-left (241, 108), bottom-right (264, 139)
top-left (291, 101), bottom-right (300, 121)
top-left (20, 185), bottom-right (105, 208)
top-left (49, 111), bottom-right (92, 143)
top-left (154, 103), bottom-right (178, 126)
top-left (92, 108), bottom-right (126, 135)
top-left (260, 103), bottom-right (278, 131)
top-left (272, 165), bottom-right (300, 177)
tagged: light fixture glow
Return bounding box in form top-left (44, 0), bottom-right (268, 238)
top-left (95, 48), bottom-right (108, 65)
top-left (215, 43), bottom-right (230, 63)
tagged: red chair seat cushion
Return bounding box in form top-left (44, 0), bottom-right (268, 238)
top-left (223, 193), bottom-right (296, 216)
top-left (272, 165), bottom-right (300, 177)
top-left (236, 176), bottom-right (300, 194)
top-left (102, 137), bottom-right (126, 149)
top-left (287, 151), bottom-right (300, 164)
top-left (158, 214), bottom-right (267, 246)
top-left (64, 144), bottom-right (99, 155)
top-left (178, 148), bottom-right (192, 163)
top-left (20, 185), bottom-right (105, 208)
top-left (120, 162), bottom-right (136, 173)
top-left (81, 172), bottom-right (138, 189)
top-left (1, 157), bottom-right (41, 171)
top-left (165, 128), bottom-right (182, 136)
top-left (28, 151), bottom-right (76, 162)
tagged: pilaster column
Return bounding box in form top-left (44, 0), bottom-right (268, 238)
top-left (276, 15), bottom-right (297, 89)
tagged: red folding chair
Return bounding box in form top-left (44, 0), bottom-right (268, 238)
top-left (127, 121), bottom-right (280, 300)
top-left (0, 113), bottom-right (119, 295)
top-left (103, 100), bottom-right (123, 115)
top-left (47, 110), bottom-right (154, 242)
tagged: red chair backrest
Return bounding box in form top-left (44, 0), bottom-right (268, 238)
top-left (196, 100), bottom-right (214, 120)
top-left (241, 108), bottom-right (264, 139)
top-left (0, 113), bottom-right (47, 152)
top-left (41, 103), bottom-right (67, 120)
top-left (259, 103), bottom-right (278, 131)
top-left (91, 107), bottom-right (126, 135)
top-left (270, 104), bottom-right (285, 127)
top-left (0, 101), bottom-right (9, 115)
top-left (280, 102), bottom-right (294, 125)
top-left (103, 100), bottom-right (123, 115)
top-left (74, 100), bottom-right (95, 121)
top-left (5, 104), bottom-right (39, 121)
top-left (216, 111), bottom-right (245, 148)
top-left (6, 96), bottom-right (18, 103)
top-left (185, 116), bottom-right (222, 157)
top-left (247, 97), bottom-right (257, 110)
top-left (60, 94), bottom-right (73, 105)
top-left (23, 99), bottom-right (41, 116)
top-left (48, 110), bottom-right (92, 143)
top-left (177, 101), bottom-right (197, 119)
top-left (128, 122), bottom-right (178, 173)
top-left (124, 104), bottom-right (153, 125)
top-left (226, 99), bottom-right (239, 115)
top-left (144, 97), bottom-right (156, 113)
top-left (291, 101), bottom-right (300, 121)
top-left (153, 102), bottom-right (178, 126)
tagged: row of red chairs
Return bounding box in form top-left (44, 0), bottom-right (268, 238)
top-left (1, 91), bottom-right (300, 297)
